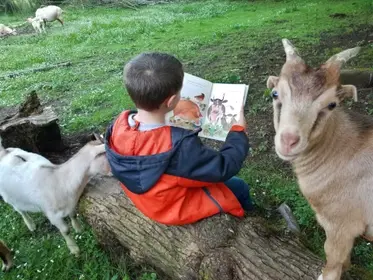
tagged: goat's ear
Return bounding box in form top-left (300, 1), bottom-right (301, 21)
top-left (267, 76), bottom-right (279, 89)
top-left (337, 85), bottom-right (358, 102)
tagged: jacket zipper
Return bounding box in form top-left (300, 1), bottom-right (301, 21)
top-left (202, 187), bottom-right (223, 213)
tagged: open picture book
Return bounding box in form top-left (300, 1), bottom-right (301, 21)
top-left (166, 73), bottom-right (249, 141)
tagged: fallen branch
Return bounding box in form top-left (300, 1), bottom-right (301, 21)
top-left (0, 61), bottom-right (72, 80)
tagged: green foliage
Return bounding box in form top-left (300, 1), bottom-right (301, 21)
top-left (1, 0), bottom-right (41, 13)
top-left (63, 0), bottom-right (139, 9)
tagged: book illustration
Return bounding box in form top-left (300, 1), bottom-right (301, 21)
top-left (194, 93), bottom-right (207, 111)
top-left (207, 93), bottom-right (228, 125)
top-left (200, 84), bottom-right (247, 141)
top-left (221, 104), bottom-right (238, 130)
top-left (169, 95), bottom-right (204, 129)
top-left (167, 73), bottom-right (212, 130)
top-left (166, 72), bottom-right (249, 141)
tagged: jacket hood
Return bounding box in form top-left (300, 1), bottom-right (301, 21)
top-left (104, 121), bottom-right (200, 194)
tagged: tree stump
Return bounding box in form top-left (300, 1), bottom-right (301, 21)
top-left (80, 177), bottom-right (324, 280)
top-left (0, 90), bottom-right (65, 153)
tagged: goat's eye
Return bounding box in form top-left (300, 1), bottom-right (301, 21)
top-left (271, 90), bottom-right (278, 99)
top-left (328, 102), bottom-right (337, 110)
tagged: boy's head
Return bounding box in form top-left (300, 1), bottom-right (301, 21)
top-left (123, 52), bottom-right (184, 112)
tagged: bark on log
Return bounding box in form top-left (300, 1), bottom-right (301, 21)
top-left (81, 176), bottom-right (324, 280)
top-left (0, 90), bottom-right (65, 153)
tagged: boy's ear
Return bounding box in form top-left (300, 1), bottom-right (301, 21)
top-left (165, 93), bottom-right (179, 109)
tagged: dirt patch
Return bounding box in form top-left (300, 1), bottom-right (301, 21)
top-left (329, 13), bottom-right (348, 19)
top-left (319, 24), bottom-right (373, 55)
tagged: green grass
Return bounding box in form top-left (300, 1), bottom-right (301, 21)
top-left (1, 0), bottom-right (373, 279)
top-left (0, 202), bottom-right (159, 280)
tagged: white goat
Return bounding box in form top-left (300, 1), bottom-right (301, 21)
top-left (35, 5), bottom-right (64, 26)
top-left (0, 135), bottom-right (110, 256)
top-left (26, 17), bottom-right (45, 33)
top-left (267, 39), bottom-right (366, 280)
top-left (0, 24), bottom-right (16, 37)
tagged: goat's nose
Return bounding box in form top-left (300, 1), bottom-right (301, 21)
top-left (281, 132), bottom-right (300, 150)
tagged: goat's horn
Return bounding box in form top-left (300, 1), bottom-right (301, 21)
top-left (325, 47), bottom-right (361, 69)
top-left (282, 38), bottom-right (303, 63)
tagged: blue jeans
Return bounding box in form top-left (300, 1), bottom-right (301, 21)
top-left (225, 176), bottom-right (254, 211)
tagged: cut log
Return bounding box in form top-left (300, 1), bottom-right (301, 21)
top-left (80, 176), bottom-right (324, 280)
top-left (340, 69), bottom-right (373, 89)
top-left (0, 90), bottom-right (65, 153)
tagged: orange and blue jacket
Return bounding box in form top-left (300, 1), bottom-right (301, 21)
top-left (104, 110), bottom-right (250, 225)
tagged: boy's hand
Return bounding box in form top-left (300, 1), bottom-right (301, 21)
top-left (237, 106), bottom-right (247, 130)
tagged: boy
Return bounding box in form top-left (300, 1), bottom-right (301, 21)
top-left (104, 52), bottom-right (253, 225)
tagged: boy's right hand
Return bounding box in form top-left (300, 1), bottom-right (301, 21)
top-left (237, 106), bottom-right (247, 131)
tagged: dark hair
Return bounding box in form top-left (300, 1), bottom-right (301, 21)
top-left (123, 52), bottom-right (184, 111)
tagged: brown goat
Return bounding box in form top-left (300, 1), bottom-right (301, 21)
top-left (0, 240), bottom-right (12, 272)
top-left (267, 39), bottom-right (368, 280)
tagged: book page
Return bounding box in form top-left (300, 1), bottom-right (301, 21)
top-left (199, 83), bottom-right (248, 141)
top-left (166, 73), bottom-right (213, 130)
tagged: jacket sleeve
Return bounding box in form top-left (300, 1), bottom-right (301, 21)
top-left (166, 125), bottom-right (249, 183)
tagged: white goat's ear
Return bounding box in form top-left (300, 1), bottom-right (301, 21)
top-left (337, 85), bottom-right (358, 102)
top-left (93, 132), bottom-right (104, 143)
top-left (267, 76), bottom-right (279, 89)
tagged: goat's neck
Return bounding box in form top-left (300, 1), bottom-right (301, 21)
top-left (293, 109), bottom-right (356, 178)
top-left (56, 149), bottom-right (93, 195)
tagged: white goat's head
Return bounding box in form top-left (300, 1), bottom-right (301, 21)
top-left (85, 133), bottom-right (110, 176)
top-left (267, 39), bottom-right (360, 161)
